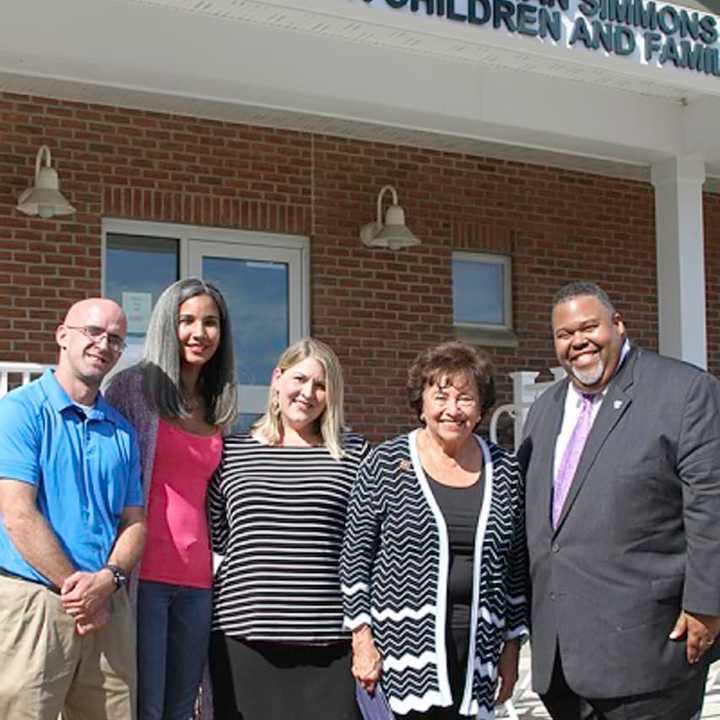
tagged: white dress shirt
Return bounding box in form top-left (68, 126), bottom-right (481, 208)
top-left (553, 340), bottom-right (630, 480)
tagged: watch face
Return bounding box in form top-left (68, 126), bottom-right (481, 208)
top-left (107, 564), bottom-right (127, 589)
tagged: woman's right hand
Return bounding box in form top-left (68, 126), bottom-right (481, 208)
top-left (352, 624), bottom-right (382, 693)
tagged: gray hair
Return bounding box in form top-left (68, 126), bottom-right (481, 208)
top-left (252, 337), bottom-right (346, 460)
top-left (141, 278), bottom-right (238, 426)
top-left (552, 281), bottom-right (616, 315)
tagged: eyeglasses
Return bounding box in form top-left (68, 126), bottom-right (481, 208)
top-left (429, 395), bottom-right (478, 410)
top-left (65, 325), bottom-right (127, 352)
top-left (428, 389), bottom-right (479, 411)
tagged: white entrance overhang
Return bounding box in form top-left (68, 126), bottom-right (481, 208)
top-left (1, 0), bottom-right (718, 178)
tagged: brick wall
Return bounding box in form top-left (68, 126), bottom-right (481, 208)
top-left (0, 91), bottom-right (668, 442)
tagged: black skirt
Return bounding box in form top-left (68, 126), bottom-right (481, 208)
top-left (223, 636), bottom-right (360, 720)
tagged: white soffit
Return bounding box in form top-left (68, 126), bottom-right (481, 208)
top-left (0, 67), bottom-right (666, 183)
top-left (2, 0), bottom-right (720, 184)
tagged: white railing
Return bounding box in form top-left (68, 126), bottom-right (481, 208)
top-left (0, 362), bottom-right (52, 398)
top-left (489, 367), bottom-right (566, 451)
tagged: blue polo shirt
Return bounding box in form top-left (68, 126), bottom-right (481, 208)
top-left (0, 370), bottom-right (143, 586)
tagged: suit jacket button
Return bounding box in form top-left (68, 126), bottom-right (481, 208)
top-left (550, 592), bottom-right (556, 600)
top-left (552, 543), bottom-right (560, 553)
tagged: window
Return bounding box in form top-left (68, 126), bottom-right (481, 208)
top-left (452, 252), bottom-right (516, 347)
top-left (105, 233), bottom-right (180, 365)
top-left (103, 220), bottom-right (310, 428)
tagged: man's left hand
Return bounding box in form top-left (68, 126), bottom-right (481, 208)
top-left (60, 568), bottom-right (115, 618)
top-left (75, 602), bottom-right (111, 635)
top-left (669, 610), bottom-right (720, 664)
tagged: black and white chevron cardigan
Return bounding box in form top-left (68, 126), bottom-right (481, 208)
top-left (340, 430), bottom-right (528, 719)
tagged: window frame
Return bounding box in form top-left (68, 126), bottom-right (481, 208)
top-left (101, 218), bottom-right (311, 419)
top-left (451, 251), bottom-right (517, 348)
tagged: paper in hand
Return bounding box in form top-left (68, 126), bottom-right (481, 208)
top-left (355, 681), bottom-right (395, 720)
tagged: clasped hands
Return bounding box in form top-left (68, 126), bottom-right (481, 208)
top-left (60, 568), bottom-right (116, 635)
top-left (670, 610), bottom-right (720, 664)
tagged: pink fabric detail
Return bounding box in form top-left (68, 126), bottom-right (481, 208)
top-left (139, 419), bottom-right (222, 588)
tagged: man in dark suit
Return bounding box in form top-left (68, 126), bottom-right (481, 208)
top-left (519, 281), bottom-right (720, 719)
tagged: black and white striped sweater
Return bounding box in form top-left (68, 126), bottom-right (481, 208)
top-left (340, 431), bottom-right (528, 719)
top-left (210, 431), bottom-right (370, 643)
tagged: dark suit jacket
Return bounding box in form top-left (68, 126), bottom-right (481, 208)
top-left (519, 346), bottom-right (720, 698)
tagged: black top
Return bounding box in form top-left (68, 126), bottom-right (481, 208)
top-left (426, 472), bottom-right (484, 632)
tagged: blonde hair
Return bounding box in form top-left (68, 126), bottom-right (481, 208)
top-left (252, 337), bottom-right (346, 459)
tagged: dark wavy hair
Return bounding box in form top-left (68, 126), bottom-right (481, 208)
top-left (407, 341), bottom-right (496, 424)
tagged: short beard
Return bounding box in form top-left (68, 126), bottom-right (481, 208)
top-left (570, 358), bottom-right (605, 387)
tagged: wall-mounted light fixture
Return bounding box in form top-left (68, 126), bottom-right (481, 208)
top-left (17, 145), bottom-right (75, 219)
top-left (360, 184), bottom-right (420, 250)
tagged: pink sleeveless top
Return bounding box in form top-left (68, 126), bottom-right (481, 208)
top-left (139, 419), bottom-right (222, 589)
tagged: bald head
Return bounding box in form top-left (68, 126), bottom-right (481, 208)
top-left (63, 298), bottom-right (126, 331)
top-left (55, 298), bottom-right (127, 401)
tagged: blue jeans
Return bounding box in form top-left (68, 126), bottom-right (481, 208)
top-left (137, 580), bottom-right (213, 720)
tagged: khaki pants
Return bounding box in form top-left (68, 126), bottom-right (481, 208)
top-left (0, 574), bottom-right (136, 720)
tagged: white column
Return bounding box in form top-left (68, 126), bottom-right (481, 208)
top-left (650, 154), bottom-right (707, 369)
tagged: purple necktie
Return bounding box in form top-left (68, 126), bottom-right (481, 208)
top-left (553, 394), bottom-right (594, 528)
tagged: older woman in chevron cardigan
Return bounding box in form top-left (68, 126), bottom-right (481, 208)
top-left (340, 341), bottom-right (528, 720)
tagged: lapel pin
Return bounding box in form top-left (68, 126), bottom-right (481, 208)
top-left (613, 400), bottom-right (623, 409)
top-left (399, 459), bottom-right (412, 472)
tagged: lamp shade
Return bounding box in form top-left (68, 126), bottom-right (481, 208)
top-left (17, 146), bottom-right (75, 219)
top-left (359, 185), bottom-right (420, 250)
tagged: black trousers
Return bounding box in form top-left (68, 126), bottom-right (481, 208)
top-left (541, 650), bottom-right (707, 720)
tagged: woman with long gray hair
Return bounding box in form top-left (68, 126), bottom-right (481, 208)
top-left (106, 278), bottom-right (237, 720)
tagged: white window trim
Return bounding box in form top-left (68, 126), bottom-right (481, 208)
top-left (101, 218), bottom-right (310, 338)
top-left (101, 218), bottom-right (311, 417)
top-left (452, 251), bottom-right (517, 348)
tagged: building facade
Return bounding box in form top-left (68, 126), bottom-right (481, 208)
top-left (2, 0), bottom-right (720, 442)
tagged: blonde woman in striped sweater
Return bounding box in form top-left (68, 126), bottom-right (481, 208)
top-left (209, 338), bottom-right (370, 720)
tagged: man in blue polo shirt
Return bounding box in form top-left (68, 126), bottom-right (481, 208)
top-left (0, 298), bottom-right (146, 720)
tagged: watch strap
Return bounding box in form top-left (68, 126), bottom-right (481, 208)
top-left (105, 563), bottom-right (127, 592)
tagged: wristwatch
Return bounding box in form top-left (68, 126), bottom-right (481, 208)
top-left (105, 564), bottom-right (128, 592)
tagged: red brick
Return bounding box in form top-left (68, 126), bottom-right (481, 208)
top-left (0, 90), bottom-right (677, 443)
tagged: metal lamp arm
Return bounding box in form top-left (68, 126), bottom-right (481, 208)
top-left (375, 184), bottom-right (398, 225)
top-left (34, 145), bottom-right (52, 184)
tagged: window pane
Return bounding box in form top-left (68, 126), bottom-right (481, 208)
top-left (233, 412), bottom-right (262, 433)
top-left (202, 257), bottom-right (289, 387)
top-left (453, 259), bottom-right (505, 326)
top-left (105, 234), bottom-right (179, 364)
